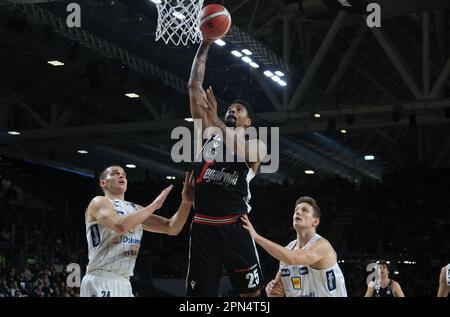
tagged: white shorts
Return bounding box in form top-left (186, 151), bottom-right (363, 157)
top-left (80, 271), bottom-right (134, 297)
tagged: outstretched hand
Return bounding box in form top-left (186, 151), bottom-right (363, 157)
top-left (203, 86), bottom-right (220, 125)
top-left (182, 171), bottom-right (195, 204)
top-left (150, 185), bottom-right (173, 211)
top-left (241, 214), bottom-right (258, 238)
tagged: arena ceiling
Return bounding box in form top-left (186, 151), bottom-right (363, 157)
top-left (1, 0), bottom-right (450, 184)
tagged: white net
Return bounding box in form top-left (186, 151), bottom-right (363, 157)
top-left (155, 0), bottom-right (205, 46)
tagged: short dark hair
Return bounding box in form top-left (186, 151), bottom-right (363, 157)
top-left (232, 99), bottom-right (254, 121)
top-left (378, 261), bottom-right (390, 271)
top-left (99, 166), bottom-right (118, 181)
top-left (295, 196), bottom-right (321, 219)
top-left (98, 165), bottom-right (123, 192)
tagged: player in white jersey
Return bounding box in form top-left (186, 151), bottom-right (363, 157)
top-left (80, 165), bottom-right (194, 297)
top-left (241, 196), bottom-right (347, 297)
top-left (437, 263), bottom-right (450, 297)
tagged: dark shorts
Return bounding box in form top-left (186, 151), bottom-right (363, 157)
top-left (186, 214), bottom-right (263, 296)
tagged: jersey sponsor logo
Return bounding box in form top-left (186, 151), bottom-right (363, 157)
top-left (281, 268), bottom-right (290, 277)
top-left (90, 224), bottom-right (100, 247)
top-left (291, 277), bottom-right (301, 290)
top-left (203, 168), bottom-right (239, 186)
top-left (299, 267), bottom-right (309, 275)
top-left (190, 280), bottom-right (196, 290)
top-left (326, 270), bottom-right (336, 291)
top-left (111, 235), bottom-right (141, 245)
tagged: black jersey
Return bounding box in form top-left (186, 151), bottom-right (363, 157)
top-left (373, 279), bottom-right (395, 297)
top-left (194, 134), bottom-right (255, 217)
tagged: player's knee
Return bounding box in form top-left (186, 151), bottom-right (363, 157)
top-left (240, 288), bottom-right (261, 297)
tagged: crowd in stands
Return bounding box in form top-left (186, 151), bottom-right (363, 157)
top-left (0, 158), bottom-right (448, 297)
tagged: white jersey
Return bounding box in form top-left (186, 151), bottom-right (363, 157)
top-left (85, 198), bottom-right (143, 279)
top-left (279, 234), bottom-right (347, 297)
top-left (447, 264), bottom-right (450, 287)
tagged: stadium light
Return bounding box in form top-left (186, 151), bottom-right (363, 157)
top-left (214, 39), bottom-right (226, 46)
top-left (47, 60), bottom-right (64, 66)
top-left (231, 50), bottom-right (242, 57)
top-left (172, 11), bottom-right (185, 20)
top-left (125, 93), bottom-right (140, 98)
top-left (241, 56), bottom-right (252, 64)
top-left (271, 75), bottom-right (280, 82)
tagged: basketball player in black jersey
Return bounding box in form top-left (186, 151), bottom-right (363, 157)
top-left (186, 39), bottom-right (266, 297)
top-left (365, 261), bottom-right (405, 297)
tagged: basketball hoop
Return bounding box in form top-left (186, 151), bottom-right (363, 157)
top-left (154, 0), bottom-right (204, 46)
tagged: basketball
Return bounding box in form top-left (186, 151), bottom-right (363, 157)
top-left (199, 4), bottom-right (231, 41)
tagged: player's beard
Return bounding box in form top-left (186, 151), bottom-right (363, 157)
top-left (225, 117), bottom-right (236, 127)
top-left (225, 119), bottom-right (236, 128)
